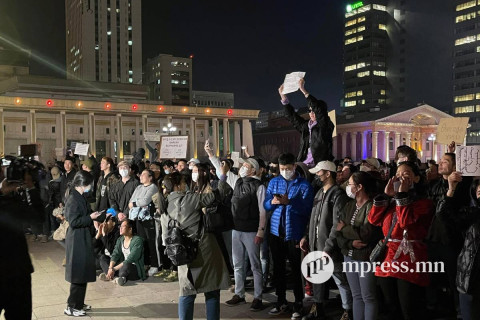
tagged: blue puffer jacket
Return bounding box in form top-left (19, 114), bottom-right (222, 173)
top-left (264, 175), bottom-right (314, 241)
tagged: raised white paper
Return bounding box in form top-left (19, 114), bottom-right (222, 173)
top-left (282, 72), bottom-right (306, 94)
top-left (74, 143), bottom-right (89, 156)
top-left (159, 136), bottom-right (189, 159)
top-left (231, 151), bottom-right (240, 168)
top-left (456, 145), bottom-right (480, 176)
top-left (143, 132), bottom-right (161, 142)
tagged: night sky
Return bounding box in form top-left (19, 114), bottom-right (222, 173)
top-left (0, 0), bottom-right (346, 112)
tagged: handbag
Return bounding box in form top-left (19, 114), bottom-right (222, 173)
top-left (53, 220), bottom-right (69, 241)
top-left (369, 212), bottom-right (397, 263)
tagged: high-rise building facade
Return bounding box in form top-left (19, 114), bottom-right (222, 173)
top-left (144, 54), bottom-right (192, 106)
top-left (65, 0), bottom-right (142, 84)
top-left (453, 0), bottom-right (480, 144)
top-left (192, 90), bottom-right (234, 108)
top-left (343, 1), bottom-right (452, 114)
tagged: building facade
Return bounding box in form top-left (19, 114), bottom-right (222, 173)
top-left (65, 0), bottom-right (142, 84)
top-left (192, 90), bottom-right (234, 108)
top-left (453, 0), bottom-right (480, 144)
top-left (143, 54), bottom-right (192, 106)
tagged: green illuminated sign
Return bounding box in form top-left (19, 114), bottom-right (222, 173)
top-left (346, 1), bottom-right (364, 12)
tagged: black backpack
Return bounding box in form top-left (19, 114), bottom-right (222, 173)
top-left (164, 196), bottom-right (203, 266)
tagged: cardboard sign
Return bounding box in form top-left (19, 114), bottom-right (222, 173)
top-left (436, 117), bottom-right (469, 145)
top-left (143, 132), bottom-right (161, 142)
top-left (159, 136), bottom-right (189, 159)
top-left (231, 151), bottom-right (240, 168)
top-left (328, 110), bottom-right (337, 138)
top-left (74, 143), bottom-right (89, 156)
top-left (456, 145), bottom-right (480, 176)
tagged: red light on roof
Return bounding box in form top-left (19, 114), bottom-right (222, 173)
top-left (14, 97), bottom-right (22, 105)
top-left (189, 54), bottom-right (194, 59)
top-left (157, 105), bottom-right (164, 112)
top-left (46, 99), bottom-right (54, 107)
top-left (132, 104), bottom-right (138, 111)
top-left (104, 102), bottom-right (112, 110)
top-left (227, 109), bottom-right (233, 116)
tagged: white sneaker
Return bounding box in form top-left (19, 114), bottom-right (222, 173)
top-left (98, 273), bottom-right (108, 281)
top-left (64, 306), bottom-right (86, 317)
top-left (147, 267), bottom-right (159, 277)
top-left (113, 277), bottom-right (126, 286)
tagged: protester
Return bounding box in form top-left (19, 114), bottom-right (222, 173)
top-left (95, 157), bottom-right (119, 214)
top-left (64, 170), bottom-right (101, 316)
top-left (110, 161), bottom-right (139, 221)
top-left (278, 79), bottom-right (335, 166)
top-left (60, 156), bottom-right (77, 204)
top-left (264, 153), bottom-right (314, 319)
top-left (94, 214), bottom-right (120, 274)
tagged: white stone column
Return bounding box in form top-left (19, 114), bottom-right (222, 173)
top-left (341, 132), bottom-right (348, 159)
top-left (135, 117), bottom-right (140, 154)
top-left (406, 132), bottom-right (412, 147)
top-left (351, 132), bottom-right (357, 161)
top-left (234, 121), bottom-right (241, 152)
top-left (362, 131), bottom-right (368, 159)
top-left (223, 118), bottom-right (229, 156)
top-left (142, 115), bottom-right (148, 159)
top-left (372, 131), bottom-right (379, 158)
top-left (395, 132), bottom-right (401, 149)
top-left (384, 131), bottom-right (390, 162)
top-left (190, 117), bottom-right (197, 159)
top-left (212, 118), bottom-right (219, 157)
top-left (29, 110), bottom-right (36, 144)
top-left (242, 119), bottom-right (254, 157)
top-left (116, 114), bottom-right (123, 160)
top-left (89, 113), bottom-right (96, 157)
top-left (110, 117), bottom-right (115, 159)
top-left (0, 109), bottom-right (4, 156)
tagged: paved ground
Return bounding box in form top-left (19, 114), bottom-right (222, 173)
top-left (4, 238), bottom-right (344, 320)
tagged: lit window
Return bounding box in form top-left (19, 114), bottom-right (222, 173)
top-left (345, 64), bottom-right (357, 71)
top-left (157, 79), bottom-right (160, 84)
top-left (379, 24), bottom-right (387, 30)
top-left (357, 16), bottom-right (366, 23)
top-left (116, 8), bottom-right (120, 13)
top-left (456, 1), bottom-right (476, 12)
top-left (378, 99), bottom-right (386, 104)
top-left (128, 40), bottom-right (133, 45)
top-left (455, 35), bottom-right (477, 46)
top-left (345, 91), bottom-right (357, 98)
top-left (357, 25), bottom-right (365, 32)
top-left (128, 26), bottom-right (133, 30)
top-left (345, 35), bottom-right (363, 45)
top-left (345, 101), bottom-right (357, 107)
top-left (454, 94), bottom-right (475, 102)
top-left (357, 71), bottom-right (370, 77)
top-left (456, 12), bottom-right (476, 23)
top-left (345, 29), bottom-right (356, 36)
top-left (455, 106), bottom-right (475, 113)
top-left (373, 4), bottom-right (387, 11)
top-left (357, 90), bottom-right (363, 96)
top-left (357, 62), bottom-right (366, 68)
top-left (107, 31), bottom-right (112, 36)
top-left (345, 4), bottom-right (371, 18)
top-left (359, 99), bottom-right (366, 104)
top-left (477, 105), bottom-right (480, 112)
top-left (380, 90), bottom-right (386, 95)
top-left (129, 70), bottom-right (133, 75)
top-left (129, 78), bottom-right (133, 83)
top-left (373, 70), bottom-right (386, 76)
top-left (346, 19), bottom-right (357, 27)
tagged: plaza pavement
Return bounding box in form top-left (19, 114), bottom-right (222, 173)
top-left (10, 238), bottom-right (343, 320)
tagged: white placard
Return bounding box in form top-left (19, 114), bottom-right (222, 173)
top-left (231, 151), bottom-right (240, 168)
top-left (282, 71), bottom-right (306, 94)
top-left (159, 136), bottom-right (189, 159)
top-left (328, 110), bottom-right (337, 137)
top-left (455, 145), bottom-right (480, 176)
top-left (74, 143), bottom-right (89, 156)
top-left (144, 132), bottom-right (161, 142)
top-left (123, 155), bottom-right (134, 162)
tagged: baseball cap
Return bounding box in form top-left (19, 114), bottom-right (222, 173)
top-left (188, 158), bottom-right (200, 164)
top-left (309, 161), bottom-right (337, 174)
top-left (81, 158), bottom-right (94, 170)
top-left (365, 157), bottom-right (381, 170)
top-left (239, 158), bottom-right (260, 171)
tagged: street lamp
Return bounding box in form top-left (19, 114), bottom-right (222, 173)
top-left (427, 133), bottom-right (436, 141)
top-left (162, 122), bottom-right (177, 135)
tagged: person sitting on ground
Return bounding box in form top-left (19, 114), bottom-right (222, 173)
top-left (99, 219), bottom-right (146, 285)
top-left (94, 214), bottom-right (120, 270)
top-left (278, 78), bottom-right (335, 167)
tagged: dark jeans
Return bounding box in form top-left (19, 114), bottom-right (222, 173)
top-left (378, 277), bottom-right (426, 320)
top-left (269, 234), bottom-right (303, 303)
top-left (67, 283), bottom-right (87, 310)
top-left (459, 284), bottom-right (480, 320)
top-left (99, 255), bottom-right (140, 281)
top-left (136, 219), bottom-right (159, 268)
top-left (0, 274), bottom-right (32, 320)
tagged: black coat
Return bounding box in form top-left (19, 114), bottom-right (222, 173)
top-left (65, 189), bottom-right (96, 284)
top-left (284, 94), bottom-right (334, 163)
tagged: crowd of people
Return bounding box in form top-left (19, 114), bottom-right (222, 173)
top-left (2, 79), bottom-right (479, 320)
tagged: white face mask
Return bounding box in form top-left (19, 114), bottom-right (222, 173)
top-left (84, 186), bottom-right (91, 193)
top-left (189, 165), bottom-right (194, 170)
top-left (281, 169), bottom-right (294, 180)
top-left (192, 172), bottom-right (199, 182)
top-left (119, 169), bottom-right (129, 178)
top-left (239, 166), bottom-right (249, 178)
top-left (164, 169), bottom-right (170, 175)
top-left (346, 185), bottom-right (356, 199)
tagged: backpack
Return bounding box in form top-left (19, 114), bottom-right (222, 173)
top-left (164, 195), bottom-right (203, 266)
top-left (203, 188), bottom-right (233, 233)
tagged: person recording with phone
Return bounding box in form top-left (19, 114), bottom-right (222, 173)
top-left (64, 170), bottom-right (102, 317)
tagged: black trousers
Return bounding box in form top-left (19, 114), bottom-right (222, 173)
top-left (67, 283), bottom-right (87, 310)
top-left (378, 277), bottom-right (426, 320)
top-left (136, 219), bottom-right (159, 268)
top-left (0, 274), bottom-right (32, 320)
top-left (269, 234), bottom-right (304, 304)
top-left (99, 255), bottom-right (140, 281)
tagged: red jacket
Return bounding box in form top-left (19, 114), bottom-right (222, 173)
top-left (368, 193), bottom-right (434, 287)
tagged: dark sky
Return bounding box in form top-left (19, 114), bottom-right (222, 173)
top-left (0, 0), bottom-right (346, 112)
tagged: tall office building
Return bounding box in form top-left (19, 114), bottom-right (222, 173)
top-left (65, 0), bottom-right (142, 84)
top-left (343, 1), bottom-right (452, 113)
top-left (453, 0), bottom-right (480, 144)
top-left (144, 54), bottom-right (192, 106)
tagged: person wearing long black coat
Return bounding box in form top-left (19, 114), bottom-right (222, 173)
top-left (64, 171), bottom-right (101, 317)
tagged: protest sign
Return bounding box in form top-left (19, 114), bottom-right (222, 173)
top-left (143, 132), bottom-right (161, 141)
top-left (159, 136), bottom-right (189, 159)
top-left (328, 110), bottom-right (337, 137)
top-left (282, 72), bottom-right (306, 94)
top-left (74, 143), bottom-right (89, 156)
top-left (231, 151), bottom-right (240, 168)
top-left (436, 117), bottom-right (469, 145)
top-left (456, 145), bottom-right (480, 176)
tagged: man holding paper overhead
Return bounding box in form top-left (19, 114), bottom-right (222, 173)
top-left (279, 78), bottom-right (334, 167)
